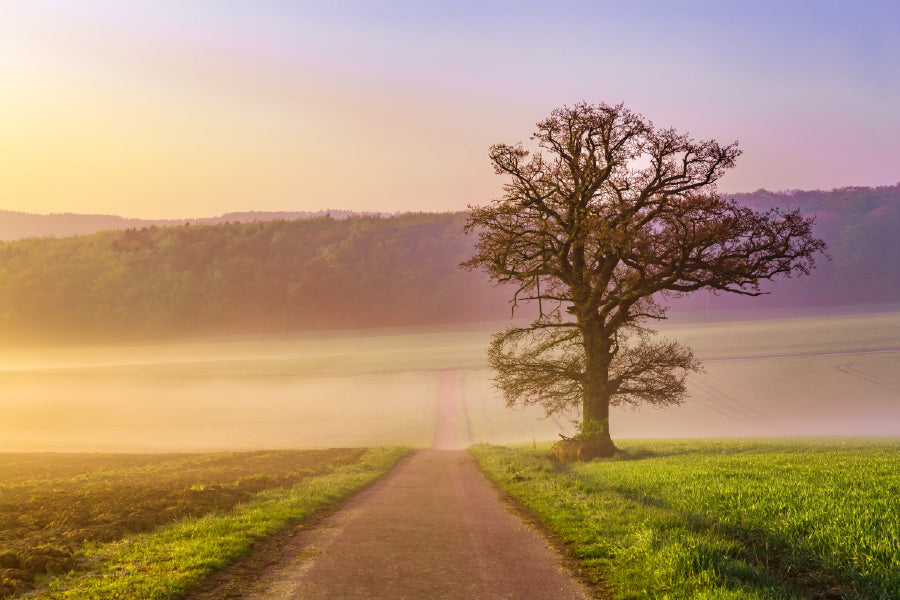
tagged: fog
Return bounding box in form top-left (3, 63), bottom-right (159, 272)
top-left (1, 311), bottom-right (898, 452)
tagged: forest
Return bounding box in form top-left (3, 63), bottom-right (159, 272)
top-left (0, 213), bottom-right (510, 341)
top-left (687, 184), bottom-right (900, 309)
top-left (0, 185), bottom-right (897, 342)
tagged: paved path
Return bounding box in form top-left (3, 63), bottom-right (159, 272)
top-left (240, 371), bottom-right (591, 599)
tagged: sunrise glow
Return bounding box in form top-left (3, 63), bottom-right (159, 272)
top-left (2, 1), bottom-right (897, 218)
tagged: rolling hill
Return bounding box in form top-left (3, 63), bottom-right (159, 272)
top-left (0, 185), bottom-right (897, 341)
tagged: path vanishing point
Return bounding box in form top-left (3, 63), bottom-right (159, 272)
top-left (194, 371), bottom-right (592, 599)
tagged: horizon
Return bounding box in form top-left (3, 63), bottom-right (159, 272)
top-left (2, 1), bottom-right (898, 220)
top-left (4, 181), bottom-right (899, 222)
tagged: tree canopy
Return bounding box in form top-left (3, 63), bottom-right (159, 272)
top-left (464, 102), bottom-right (826, 457)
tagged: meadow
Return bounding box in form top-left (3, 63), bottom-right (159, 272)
top-left (0, 448), bottom-right (406, 599)
top-left (472, 439), bottom-right (900, 599)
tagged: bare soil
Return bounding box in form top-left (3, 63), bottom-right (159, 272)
top-left (0, 449), bottom-right (363, 597)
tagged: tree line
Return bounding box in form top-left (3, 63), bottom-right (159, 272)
top-left (670, 184), bottom-right (900, 310)
top-left (0, 213), bottom-right (510, 342)
top-left (0, 208), bottom-right (366, 242)
top-left (0, 185), bottom-right (897, 343)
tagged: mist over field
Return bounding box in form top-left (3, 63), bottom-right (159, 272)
top-left (2, 193), bottom-right (898, 451)
top-left (1, 310), bottom-right (897, 452)
top-left (1, 189), bottom-right (898, 452)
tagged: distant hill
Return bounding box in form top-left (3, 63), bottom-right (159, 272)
top-left (669, 184), bottom-right (900, 311)
top-left (0, 185), bottom-right (897, 341)
top-left (0, 212), bottom-right (514, 341)
top-left (0, 209), bottom-right (372, 242)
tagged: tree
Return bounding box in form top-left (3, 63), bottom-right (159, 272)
top-left (464, 102), bottom-right (826, 457)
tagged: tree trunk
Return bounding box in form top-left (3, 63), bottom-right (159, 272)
top-left (580, 321), bottom-right (618, 457)
top-left (581, 384), bottom-right (617, 457)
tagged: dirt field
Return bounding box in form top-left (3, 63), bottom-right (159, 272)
top-left (0, 449), bottom-right (363, 597)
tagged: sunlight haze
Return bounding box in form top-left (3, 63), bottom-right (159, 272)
top-left (2, 0), bottom-right (898, 218)
top-left (2, 313), bottom-right (898, 452)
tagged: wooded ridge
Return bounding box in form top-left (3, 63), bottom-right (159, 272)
top-left (0, 185), bottom-right (896, 341)
top-left (0, 213), bottom-right (509, 341)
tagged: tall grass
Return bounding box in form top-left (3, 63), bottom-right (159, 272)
top-left (471, 439), bottom-right (900, 599)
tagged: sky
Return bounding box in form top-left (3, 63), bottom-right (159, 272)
top-left (1, 0), bottom-right (898, 219)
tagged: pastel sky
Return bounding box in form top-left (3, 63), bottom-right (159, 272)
top-left (2, 0), bottom-right (898, 218)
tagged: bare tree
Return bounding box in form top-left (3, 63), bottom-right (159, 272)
top-left (464, 102), bottom-right (826, 457)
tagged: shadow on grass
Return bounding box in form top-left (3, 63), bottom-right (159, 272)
top-left (520, 446), bottom-right (866, 599)
top-left (608, 447), bottom-right (664, 461)
top-left (603, 440), bottom-right (838, 462)
top-left (594, 482), bottom-right (860, 600)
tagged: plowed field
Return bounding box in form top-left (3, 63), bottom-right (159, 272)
top-left (0, 449), bottom-right (363, 597)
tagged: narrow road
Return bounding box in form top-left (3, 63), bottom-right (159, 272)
top-left (200, 371), bottom-right (591, 599)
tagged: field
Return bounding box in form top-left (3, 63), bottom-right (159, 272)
top-left (462, 309), bottom-right (900, 444)
top-left (0, 309), bottom-right (897, 597)
top-left (472, 439), bottom-right (900, 599)
top-left (0, 449), bottom-right (405, 598)
top-left (2, 309), bottom-right (899, 453)
top-left (0, 327), bottom-right (487, 452)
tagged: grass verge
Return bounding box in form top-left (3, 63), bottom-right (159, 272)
top-left (22, 447), bottom-right (407, 600)
top-left (470, 439), bottom-right (900, 600)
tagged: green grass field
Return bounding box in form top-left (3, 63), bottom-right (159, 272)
top-left (471, 439), bottom-right (900, 599)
